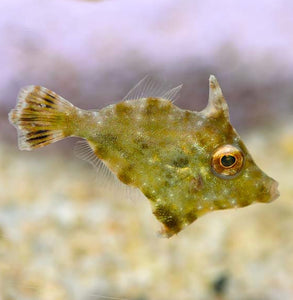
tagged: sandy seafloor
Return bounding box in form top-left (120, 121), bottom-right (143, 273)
top-left (0, 121), bottom-right (293, 300)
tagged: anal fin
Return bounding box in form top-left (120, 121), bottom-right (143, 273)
top-left (74, 140), bottom-right (144, 202)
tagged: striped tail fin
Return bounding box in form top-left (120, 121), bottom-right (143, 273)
top-left (9, 86), bottom-right (76, 150)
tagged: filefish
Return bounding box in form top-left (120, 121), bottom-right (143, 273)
top-left (9, 75), bottom-right (279, 237)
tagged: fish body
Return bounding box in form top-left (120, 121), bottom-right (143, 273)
top-left (9, 76), bottom-right (279, 237)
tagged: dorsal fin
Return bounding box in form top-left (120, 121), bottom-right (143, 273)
top-left (122, 76), bottom-right (182, 103)
top-left (202, 75), bottom-right (230, 120)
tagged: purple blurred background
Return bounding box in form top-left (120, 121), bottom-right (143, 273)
top-left (1, 0), bottom-right (293, 144)
top-left (1, 2), bottom-right (293, 299)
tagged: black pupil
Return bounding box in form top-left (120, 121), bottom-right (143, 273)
top-left (221, 155), bottom-right (236, 167)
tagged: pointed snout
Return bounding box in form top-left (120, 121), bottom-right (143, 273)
top-left (255, 175), bottom-right (279, 204)
top-left (269, 180), bottom-right (280, 202)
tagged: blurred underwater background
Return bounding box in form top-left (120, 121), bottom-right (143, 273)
top-left (0, 0), bottom-right (293, 299)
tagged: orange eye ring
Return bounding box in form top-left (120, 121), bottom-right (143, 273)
top-left (211, 144), bottom-right (244, 178)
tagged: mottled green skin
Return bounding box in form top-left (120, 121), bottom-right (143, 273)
top-left (9, 76), bottom-right (278, 237)
top-left (78, 96), bottom-right (276, 237)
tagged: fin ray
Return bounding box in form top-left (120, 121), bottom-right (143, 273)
top-left (74, 140), bottom-right (120, 185)
top-left (74, 140), bottom-right (145, 202)
top-left (122, 76), bottom-right (182, 102)
top-left (9, 85), bottom-right (76, 150)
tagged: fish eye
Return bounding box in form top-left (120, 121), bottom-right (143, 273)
top-left (212, 145), bottom-right (244, 178)
top-left (220, 155), bottom-right (236, 168)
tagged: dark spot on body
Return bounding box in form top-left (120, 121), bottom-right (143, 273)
top-left (163, 180), bottom-right (172, 188)
top-left (144, 98), bottom-right (172, 115)
top-left (134, 136), bottom-right (149, 150)
top-left (94, 145), bottom-right (109, 159)
top-left (142, 189), bottom-right (156, 201)
top-left (140, 142), bottom-right (149, 149)
top-left (190, 175), bottom-right (204, 192)
top-left (165, 171), bottom-right (174, 179)
top-left (117, 164), bottom-right (135, 185)
top-left (237, 198), bottom-right (251, 207)
top-left (95, 133), bottom-right (127, 160)
top-left (144, 98), bottom-right (160, 115)
top-left (182, 111), bottom-right (192, 122)
top-left (115, 102), bottom-right (133, 116)
top-left (213, 199), bottom-right (231, 209)
top-left (153, 205), bottom-right (181, 233)
top-left (117, 171), bottom-right (132, 185)
top-left (164, 180), bottom-right (174, 188)
top-left (163, 171), bottom-right (176, 187)
top-left (164, 216), bottom-right (180, 232)
top-left (213, 200), bottom-right (224, 209)
top-left (185, 211), bottom-right (197, 224)
top-left (142, 190), bottom-right (156, 201)
top-left (172, 155), bottom-right (189, 168)
top-left (94, 134), bottom-right (119, 158)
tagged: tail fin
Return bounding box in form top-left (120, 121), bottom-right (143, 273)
top-left (9, 86), bottom-right (76, 150)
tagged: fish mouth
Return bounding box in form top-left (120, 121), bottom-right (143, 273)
top-left (269, 180), bottom-right (280, 202)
